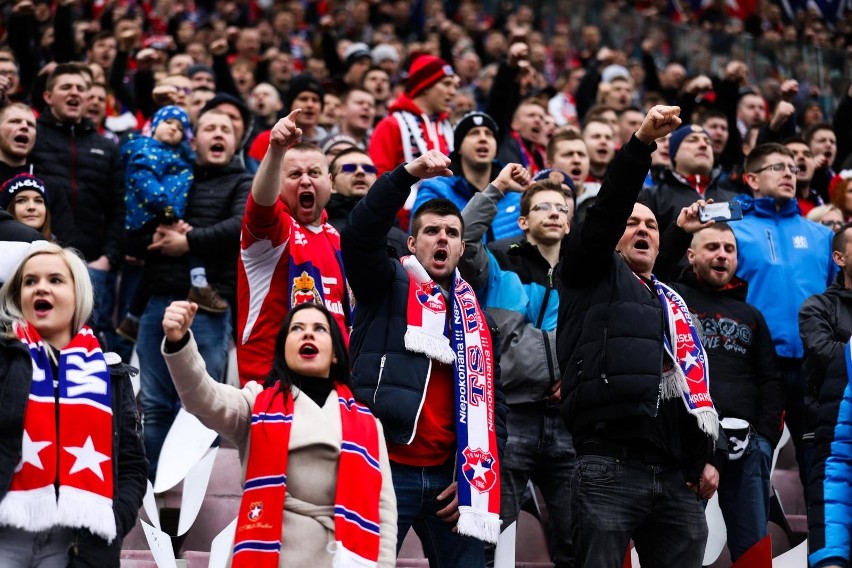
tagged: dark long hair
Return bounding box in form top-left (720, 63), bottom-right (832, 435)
top-left (263, 303), bottom-right (350, 394)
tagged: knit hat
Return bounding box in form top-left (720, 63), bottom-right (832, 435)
top-left (151, 105), bottom-right (193, 141)
top-left (344, 43), bottom-right (372, 70)
top-left (668, 124), bottom-right (711, 165)
top-left (285, 73), bottom-right (325, 112)
top-left (453, 111), bottom-right (499, 151)
top-left (186, 64), bottom-right (215, 80)
top-left (371, 44), bottom-right (399, 65)
top-left (0, 173), bottom-right (48, 210)
top-left (532, 168), bottom-right (576, 195)
top-left (200, 92), bottom-right (253, 142)
top-left (406, 54), bottom-right (454, 98)
top-left (601, 64), bottom-right (630, 84)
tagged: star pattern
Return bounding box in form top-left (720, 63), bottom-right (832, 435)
top-left (65, 436), bottom-right (110, 481)
top-left (683, 350), bottom-right (698, 371)
top-left (469, 459), bottom-right (489, 481)
top-left (17, 430), bottom-right (52, 473)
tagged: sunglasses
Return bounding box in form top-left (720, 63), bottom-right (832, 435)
top-left (339, 163), bottom-right (377, 174)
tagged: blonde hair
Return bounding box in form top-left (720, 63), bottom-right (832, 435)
top-left (806, 204), bottom-right (842, 223)
top-left (0, 242), bottom-right (93, 335)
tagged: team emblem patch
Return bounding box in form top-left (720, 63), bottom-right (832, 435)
top-left (248, 501), bottom-right (263, 521)
top-left (416, 282), bottom-right (445, 313)
top-left (462, 447), bottom-right (496, 493)
top-left (291, 271), bottom-right (322, 306)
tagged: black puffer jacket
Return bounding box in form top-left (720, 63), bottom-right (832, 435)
top-left (342, 166), bottom-right (508, 453)
top-left (31, 113), bottom-right (125, 266)
top-left (0, 335), bottom-right (147, 567)
top-left (136, 159), bottom-right (252, 304)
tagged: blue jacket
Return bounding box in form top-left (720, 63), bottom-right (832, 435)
top-left (342, 166), bottom-right (508, 450)
top-left (121, 133), bottom-right (195, 231)
top-left (413, 170), bottom-right (523, 243)
top-left (459, 184), bottom-right (560, 405)
top-left (731, 194), bottom-right (836, 359)
top-left (808, 340), bottom-right (852, 568)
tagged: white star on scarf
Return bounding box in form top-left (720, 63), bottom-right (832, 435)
top-left (683, 351), bottom-right (698, 371)
top-left (470, 459), bottom-right (489, 481)
top-left (17, 430), bottom-right (52, 472)
top-left (65, 436), bottom-right (109, 481)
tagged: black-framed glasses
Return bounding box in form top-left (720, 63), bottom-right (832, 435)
top-left (339, 163), bottom-right (377, 174)
top-left (530, 202), bottom-right (572, 215)
top-left (821, 219), bottom-right (844, 230)
top-left (751, 162), bottom-right (800, 175)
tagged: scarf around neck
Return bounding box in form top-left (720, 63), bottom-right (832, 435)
top-left (639, 274), bottom-right (719, 438)
top-left (232, 382), bottom-right (383, 568)
top-left (401, 255), bottom-right (501, 543)
top-left (0, 323), bottom-right (116, 541)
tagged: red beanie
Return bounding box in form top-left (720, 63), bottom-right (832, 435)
top-left (406, 54), bottom-right (454, 98)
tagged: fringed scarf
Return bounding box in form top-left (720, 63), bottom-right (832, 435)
top-left (0, 323), bottom-right (116, 541)
top-left (642, 275), bottom-right (719, 438)
top-left (232, 382), bottom-right (383, 568)
top-left (401, 255), bottom-right (501, 544)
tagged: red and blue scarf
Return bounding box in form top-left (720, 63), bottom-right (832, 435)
top-left (0, 324), bottom-right (116, 541)
top-left (402, 256), bottom-right (502, 543)
top-left (232, 382), bottom-right (383, 567)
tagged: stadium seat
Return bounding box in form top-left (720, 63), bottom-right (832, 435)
top-left (182, 550), bottom-right (211, 567)
top-left (771, 468), bottom-right (807, 536)
top-left (515, 510), bottom-right (554, 567)
top-left (396, 530), bottom-right (429, 567)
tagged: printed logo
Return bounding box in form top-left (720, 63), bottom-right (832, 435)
top-left (462, 447), bottom-right (496, 493)
top-left (792, 235), bottom-right (808, 249)
top-left (416, 282), bottom-right (445, 313)
top-left (248, 501), bottom-right (263, 521)
top-left (291, 271), bottom-right (322, 306)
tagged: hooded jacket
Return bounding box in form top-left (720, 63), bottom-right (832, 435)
top-left (368, 94), bottom-right (452, 177)
top-left (731, 194), bottom-right (837, 359)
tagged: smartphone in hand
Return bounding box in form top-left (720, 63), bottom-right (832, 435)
top-left (699, 201), bottom-right (743, 223)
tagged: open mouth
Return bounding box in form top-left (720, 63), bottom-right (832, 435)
top-left (634, 239), bottom-right (650, 251)
top-left (34, 299), bottom-right (52, 316)
top-left (299, 343), bottom-right (318, 356)
top-left (570, 167), bottom-right (582, 178)
top-left (209, 143), bottom-right (226, 157)
top-left (14, 134), bottom-right (30, 145)
top-left (434, 250), bottom-right (448, 263)
top-left (67, 99), bottom-right (80, 110)
top-left (711, 264), bottom-right (728, 275)
top-left (298, 192), bottom-right (315, 209)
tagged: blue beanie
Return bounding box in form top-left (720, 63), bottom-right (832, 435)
top-left (0, 173), bottom-right (48, 210)
top-left (668, 124), bottom-right (711, 166)
top-left (532, 168), bottom-right (576, 196)
top-left (152, 105), bottom-right (193, 141)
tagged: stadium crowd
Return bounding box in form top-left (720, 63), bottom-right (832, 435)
top-left (0, 0), bottom-right (852, 566)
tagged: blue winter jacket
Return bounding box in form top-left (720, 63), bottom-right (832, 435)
top-left (413, 171), bottom-right (523, 243)
top-left (731, 194), bottom-right (836, 359)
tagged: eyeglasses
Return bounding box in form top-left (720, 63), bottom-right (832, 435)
top-left (529, 202), bottom-right (571, 215)
top-left (751, 162), bottom-right (800, 175)
top-left (339, 163), bottom-right (377, 174)
top-left (821, 219), bottom-right (843, 230)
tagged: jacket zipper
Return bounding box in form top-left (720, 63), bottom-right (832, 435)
top-left (765, 229), bottom-right (777, 262)
top-left (535, 268), bottom-right (554, 329)
top-left (406, 359), bottom-right (433, 445)
top-left (374, 354), bottom-right (386, 404)
top-left (69, 125), bottom-right (79, 214)
top-left (600, 327), bottom-right (608, 384)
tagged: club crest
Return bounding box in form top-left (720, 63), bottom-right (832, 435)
top-left (462, 447), bottom-right (496, 493)
top-left (416, 282), bottom-right (445, 313)
top-left (291, 271), bottom-right (322, 306)
top-left (247, 501), bottom-right (263, 521)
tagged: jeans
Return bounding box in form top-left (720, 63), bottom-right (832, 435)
top-left (391, 459), bottom-right (486, 568)
top-left (137, 295), bottom-right (231, 480)
top-left (779, 357), bottom-right (813, 491)
top-left (570, 454), bottom-right (708, 568)
top-left (0, 525), bottom-right (75, 567)
top-left (500, 405), bottom-right (574, 567)
top-left (717, 434), bottom-right (772, 561)
top-left (112, 263), bottom-right (145, 363)
top-left (87, 267), bottom-right (117, 344)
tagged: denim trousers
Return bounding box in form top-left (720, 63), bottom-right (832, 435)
top-left (717, 434), bottom-right (772, 561)
top-left (136, 295), bottom-right (231, 480)
top-left (500, 405), bottom-right (575, 568)
top-left (778, 357), bottom-right (813, 492)
top-left (391, 459), bottom-right (486, 568)
top-left (570, 454), bottom-right (708, 568)
top-left (87, 267), bottom-right (117, 343)
top-left (0, 525), bottom-right (75, 567)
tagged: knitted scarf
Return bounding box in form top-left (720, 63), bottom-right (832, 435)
top-left (232, 382), bottom-right (383, 568)
top-left (286, 215), bottom-right (352, 331)
top-left (401, 255), bottom-right (501, 544)
top-left (0, 323), bottom-right (116, 541)
top-left (646, 275), bottom-right (719, 438)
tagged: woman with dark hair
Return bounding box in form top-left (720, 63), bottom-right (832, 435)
top-left (0, 173), bottom-right (53, 241)
top-left (161, 300), bottom-right (397, 567)
top-left (0, 242), bottom-right (147, 567)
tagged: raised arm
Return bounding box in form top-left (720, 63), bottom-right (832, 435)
top-left (252, 109), bottom-right (302, 207)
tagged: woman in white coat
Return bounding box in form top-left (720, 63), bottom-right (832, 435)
top-left (161, 300), bottom-right (396, 567)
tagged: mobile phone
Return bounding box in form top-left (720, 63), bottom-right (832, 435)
top-left (699, 201), bottom-right (743, 223)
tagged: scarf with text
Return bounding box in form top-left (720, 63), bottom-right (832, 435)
top-left (401, 255), bottom-right (501, 543)
top-left (0, 324), bottom-right (116, 541)
top-left (286, 214), bottom-right (352, 332)
top-left (232, 382), bottom-right (383, 568)
top-left (641, 275), bottom-right (719, 438)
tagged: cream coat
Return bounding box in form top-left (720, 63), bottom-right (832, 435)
top-left (162, 334), bottom-right (397, 567)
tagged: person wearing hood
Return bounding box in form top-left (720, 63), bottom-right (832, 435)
top-left (731, 142), bottom-right (837, 492)
top-left (237, 109), bottom-right (350, 388)
top-left (369, 54), bottom-right (456, 229)
top-left (200, 92), bottom-right (257, 173)
top-left (412, 111), bottom-right (521, 242)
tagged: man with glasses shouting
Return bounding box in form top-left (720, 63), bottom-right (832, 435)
top-left (732, 142), bottom-right (838, 489)
top-left (326, 147), bottom-right (408, 254)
